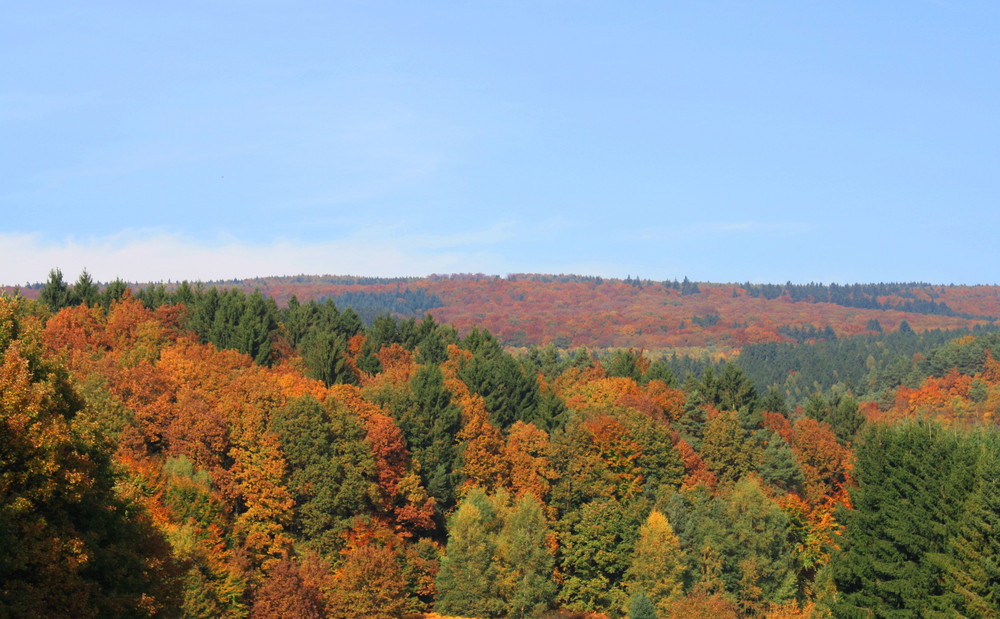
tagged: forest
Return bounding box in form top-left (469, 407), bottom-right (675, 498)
top-left (2, 269), bottom-right (1000, 618)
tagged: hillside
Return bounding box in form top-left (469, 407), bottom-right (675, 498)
top-left (6, 283), bottom-right (1000, 616)
top-left (14, 272), bottom-right (999, 353)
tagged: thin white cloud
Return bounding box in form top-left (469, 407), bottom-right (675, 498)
top-left (0, 228), bottom-right (512, 285)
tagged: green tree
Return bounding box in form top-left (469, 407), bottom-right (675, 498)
top-left (757, 430), bottom-right (804, 494)
top-left (394, 365), bottom-right (462, 515)
top-left (300, 330), bottom-right (355, 386)
top-left (946, 433), bottom-right (1000, 616)
top-left (71, 269), bottom-right (100, 306)
top-left (39, 268), bottom-right (71, 311)
top-left (700, 410), bottom-right (757, 485)
top-left (558, 498), bottom-right (646, 613)
top-left (270, 396), bottom-right (378, 556)
top-left (628, 591), bottom-right (658, 619)
top-left (435, 493), bottom-right (505, 618)
top-left (499, 493), bottom-right (557, 618)
top-left (832, 421), bottom-right (973, 615)
top-left (716, 477), bottom-right (796, 612)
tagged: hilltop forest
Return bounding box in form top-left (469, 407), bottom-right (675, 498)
top-left (3, 269), bottom-right (1000, 618)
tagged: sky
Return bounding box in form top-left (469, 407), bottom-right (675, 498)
top-left (3, 2), bottom-right (999, 285)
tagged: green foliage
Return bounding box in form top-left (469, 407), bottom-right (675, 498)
top-left (458, 330), bottom-right (540, 427)
top-left (803, 390), bottom-right (864, 444)
top-left (628, 591), bottom-right (658, 619)
top-left (271, 396), bottom-right (378, 556)
top-left (558, 498), bottom-right (647, 613)
top-left (39, 268), bottom-right (71, 311)
top-left (499, 494), bottom-right (557, 618)
top-left (604, 348), bottom-right (644, 381)
top-left (700, 410), bottom-right (758, 485)
top-left (393, 365), bottom-right (462, 515)
top-left (757, 431), bottom-right (804, 494)
top-left (435, 493), bottom-right (505, 618)
top-left (832, 421), bottom-right (981, 615)
top-left (300, 330), bottom-right (355, 386)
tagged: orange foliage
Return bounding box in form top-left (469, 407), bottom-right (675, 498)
top-left (790, 418), bottom-right (852, 506)
top-left (676, 438), bottom-right (717, 489)
top-left (504, 421), bottom-right (554, 502)
top-left (456, 396), bottom-right (509, 496)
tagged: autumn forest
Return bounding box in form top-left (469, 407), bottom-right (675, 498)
top-left (3, 270), bottom-right (1000, 618)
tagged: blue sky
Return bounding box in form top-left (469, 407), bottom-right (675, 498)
top-left (3, 2), bottom-right (998, 285)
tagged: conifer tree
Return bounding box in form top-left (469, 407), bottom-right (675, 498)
top-left (832, 421), bottom-right (972, 615)
top-left (945, 434), bottom-right (1000, 616)
top-left (628, 591), bottom-right (658, 619)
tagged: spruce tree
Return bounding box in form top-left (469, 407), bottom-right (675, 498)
top-left (832, 421), bottom-right (973, 615)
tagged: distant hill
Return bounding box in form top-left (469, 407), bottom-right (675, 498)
top-left (10, 273), bottom-right (1000, 352)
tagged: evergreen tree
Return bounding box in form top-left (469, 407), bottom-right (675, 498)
top-left (300, 330), bottom-right (355, 386)
top-left (627, 591), bottom-right (658, 619)
top-left (558, 498), bottom-right (646, 613)
top-left (716, 477), bottom-right (796, 612)
top-left (270, 396), bottom-right (378, 556)
top-left (99, 278), bottom-right (128, 310)
top-left (395, 365), bottom-right (462, 514)
top-left (71, 269), bottom-right (100, 306)
top-left (700, 410), bottom-right (757, 485)
top-left (39, 268), bottom-right (71, 311)
top-left (757, 430), bottom-right (804, 494)
top-left (946, 433), bottom-right (1000, 616)
top-left (832, 421), bottom-right (974, 615)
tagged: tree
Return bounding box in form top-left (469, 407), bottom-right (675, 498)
top-left (628, 591), bottom-right (658, 619)
top-left (499, 494), bottom-right (557, 618)
top-left (250, 557), bottom-right (326, 618)
top-left (700, 410), bottom-right (757, 485)
top-left (326, 532), bottom-right (412, 619)
top-left (758, 430), bottom-right (804, 494)
top-left (270, 396), bottom-right (378, 556)
top-left (716, 477), bottom-right (796, 612)
top-left (395, 364), bottom-right (462, 514)
top-left (626, 510), bottom-right (687, 614)
top-left (39, 268), bottom-right (71, 311)
top-left (300, 330), bottom-right (355, 386)
top-left (71, 269), bottom-right (100, 306)
top-left (0, 296), bottom-right (181, 616)
top-left (435, 492), bottom-right (505, 617)
top-left (946, 433), bottom-right (1000, 616)
top-left (832, 421), bottom-right (972, 615)
top-left (558, 498), bottom-right (646, 613)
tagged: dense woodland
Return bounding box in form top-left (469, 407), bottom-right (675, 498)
top-left (3, 270), bottom-right (1000, 617)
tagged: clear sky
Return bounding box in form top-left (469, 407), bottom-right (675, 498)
top-left (3, 2), bottom-right (999, 285)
